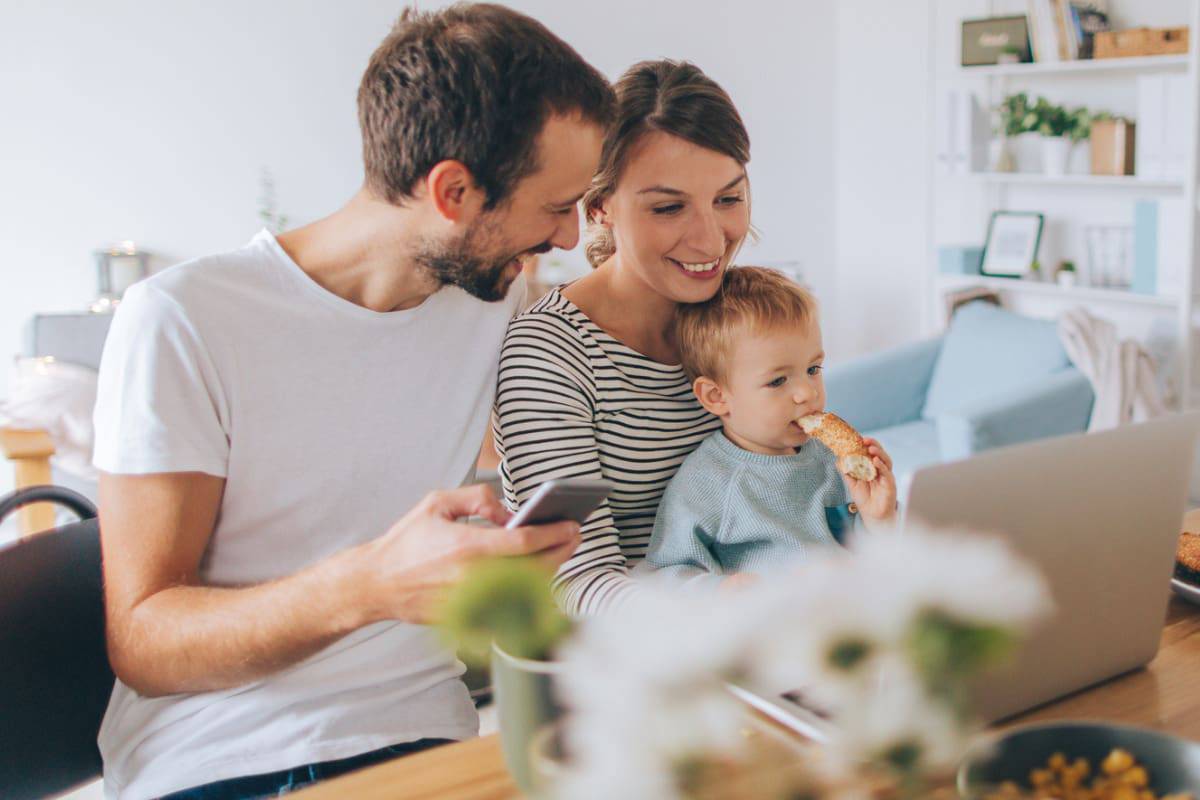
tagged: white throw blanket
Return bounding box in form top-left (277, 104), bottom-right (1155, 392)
top-left (0, 357), bottom-right (99, 480)
top-left (1057, 308), bottom-right (1167, 431)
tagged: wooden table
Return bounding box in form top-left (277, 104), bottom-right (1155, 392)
top-left (0, 427), bottom-right (56, 536)
top-left (300, 596), bottom-right (1200, 800)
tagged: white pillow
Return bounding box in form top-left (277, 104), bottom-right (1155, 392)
top-left (0, 357), bottom-right (99, 481)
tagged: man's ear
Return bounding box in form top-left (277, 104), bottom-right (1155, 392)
top-left (693, 376), bottom-right (730, 417)
top-left (425, 160), bottom-right (482, 222)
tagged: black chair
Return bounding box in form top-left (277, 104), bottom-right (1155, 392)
top-left (0, 486), bottom-right (113, 800)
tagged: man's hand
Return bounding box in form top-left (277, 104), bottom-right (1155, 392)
top-left (353, 484), bottom-right (581, 624)
top-left (845, 437), bottom-right (898, 528)
top-left (102, 475), bottom-right (579, 697)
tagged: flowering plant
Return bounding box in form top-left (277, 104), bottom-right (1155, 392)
top-left (552, 522), bottom-right (1051, 800)
top-left (438, 557), bottom-right (571, 665)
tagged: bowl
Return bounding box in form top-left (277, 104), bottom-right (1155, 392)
top-left (958, 721), bottom-right (1200, 798)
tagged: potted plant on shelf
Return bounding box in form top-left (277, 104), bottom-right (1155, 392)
top-left (439, 557), bottom-right (572, 794)
top-left (1031, 98), bottom-right (1093, 177)
top-left (993, 92), bottom-right (1034, 172)
top-left (1056, 260), bottom-right (1077, 288)
top-left (997, 95), bottom-right (1092, 175)
top-left (996, 44), bottom-right (1022, 65)
top-left (1064, 108), bottom-right (1093, 174)
top-left (1032, 97), bottom-right (1073, 176)
top-left (993, 94), bottom-right (1041, 175)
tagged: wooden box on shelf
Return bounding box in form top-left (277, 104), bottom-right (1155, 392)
top-left (1094, 27), bottom-right (1190, 59)
top-left (1091, 118), bottom-right (1136, 176)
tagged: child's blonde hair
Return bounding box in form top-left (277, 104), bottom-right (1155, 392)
top-left (675, 266), bottom-right (818, 383)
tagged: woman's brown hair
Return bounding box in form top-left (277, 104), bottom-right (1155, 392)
top-left (582, 60), bottom-right (751, 267)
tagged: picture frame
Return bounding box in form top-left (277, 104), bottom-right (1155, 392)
top-left (961, 15), bottom-right (1033, 66)
top-left (980, 211), bottom-right (1044, 278)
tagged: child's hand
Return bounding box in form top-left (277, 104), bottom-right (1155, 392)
top-left (719, 572), bottom-right (760, 593)
top-left (845, 438), bottom-right (897, 527)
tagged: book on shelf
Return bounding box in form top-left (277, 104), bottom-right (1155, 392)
top-left (936, 89), bottom-right (989, 175)
top-left (1072, 4), bottom-right (1110, 59)
top-left (1136, 74), bottom-right (1190, 181)
top-left (1133, 198), bottom-right (1187, 297)
top-left (1027, 0), bottom-right (1109, 62)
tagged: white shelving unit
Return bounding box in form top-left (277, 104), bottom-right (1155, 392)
top-left (953, 52), bottom-right (1190, 76)
top-left (935, 273), bottom-right (1182, 307)
top-left (927, 0), bottom-right (1200, 407)
top-left (961, 172), bottom-right (1186, 189)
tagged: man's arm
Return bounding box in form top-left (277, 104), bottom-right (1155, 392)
top-left (101, 473), bottom-right (579, 698)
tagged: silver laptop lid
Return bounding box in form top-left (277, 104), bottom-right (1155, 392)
top-left (904, 413), bottom-right (1200, 722)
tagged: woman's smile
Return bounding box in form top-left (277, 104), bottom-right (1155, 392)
top-left (667, 255), bottom-right (723, 280)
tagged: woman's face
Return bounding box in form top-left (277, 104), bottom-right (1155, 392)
top-left (599, 131), bottom-right (750, 304)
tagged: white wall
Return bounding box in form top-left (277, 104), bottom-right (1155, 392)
top-left (0, 0), bottom-right (838, 400)
top-left (0, 1), bottom-right (390, 400)
top-left (830, 0), bottom-right (933, 361)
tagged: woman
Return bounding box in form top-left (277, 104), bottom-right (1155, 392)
top-left (493, 60), bottom-right (752, 616)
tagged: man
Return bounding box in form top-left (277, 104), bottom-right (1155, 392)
top-left (92, 5), bottom-right (612, 798)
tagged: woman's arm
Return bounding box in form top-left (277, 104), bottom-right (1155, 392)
top-left (494, 312), bottom-right (639, 616)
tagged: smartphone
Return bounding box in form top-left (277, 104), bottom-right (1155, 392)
top-left (505, 478), bottom-right (612, 529)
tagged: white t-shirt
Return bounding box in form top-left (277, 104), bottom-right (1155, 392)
top-left (92, 231), bottom-right (525, 800)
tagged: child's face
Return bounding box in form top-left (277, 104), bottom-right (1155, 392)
top-left (702, 319), bottom-right (826, 455)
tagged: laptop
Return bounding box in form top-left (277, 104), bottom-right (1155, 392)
top-left (906, 411), bottom-right (1200, 722)
top-left (732, 412), bottom-right (1200, 736)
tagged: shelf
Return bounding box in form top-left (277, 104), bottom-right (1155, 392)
top-left (935, 274), bottom-right (1179, 308)
top-left (958, 172), bottom-right (1187, 191)
top-left (956, 54), bottom-right (1191, 78)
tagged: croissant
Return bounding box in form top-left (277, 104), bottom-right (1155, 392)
top-left (797, 412), bottom-right (877, 481)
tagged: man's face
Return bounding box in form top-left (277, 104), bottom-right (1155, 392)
top-left (416, 114), bottom-right (604, 301)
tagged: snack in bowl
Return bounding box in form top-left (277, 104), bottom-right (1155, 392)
top-left (796, 412), bottom-right (877, 481)
top-left (1175, 531), bottom-right (1200, 586)
top-left (981, 747), bottom-right (1194, 800)
top-left (960, 722), bottom-right (1200, 800)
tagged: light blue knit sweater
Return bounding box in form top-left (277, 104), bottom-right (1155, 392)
top-left (642, 430), bottom-right (857, 589)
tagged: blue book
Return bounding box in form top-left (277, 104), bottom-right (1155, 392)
top-left (1133, 200), bottom-right (1158, 295)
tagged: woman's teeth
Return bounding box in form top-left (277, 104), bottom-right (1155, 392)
top-left (675, 258), bottom-right (720, 273)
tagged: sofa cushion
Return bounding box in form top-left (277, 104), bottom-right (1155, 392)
top-left (921, 302), bottom-right (1071, 420)
top-left (865, 419), bottom-right (943, 500)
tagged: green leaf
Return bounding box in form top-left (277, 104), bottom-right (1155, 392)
top-left (438, 557), bottom-right (572, 666)
top-left (907, 609), bottom-right (1016, 693)
top-left (826, 637), bottom-right (874, 672)
top-left (880, 739), bottom-right (923, 774)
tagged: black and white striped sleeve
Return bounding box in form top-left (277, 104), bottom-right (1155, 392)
top-left (494, 312), bottom-right (638, 616)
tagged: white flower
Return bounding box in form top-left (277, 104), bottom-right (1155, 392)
top-left (551, 523), bottom-right (1050, 798)
top-left (558, 582), bottom-right (760, 703)
top-left (557, 584), bottom-right (761, 799)
top-left (741, 558), bottom-right (912, 702)
top-left (845, 521), bottom-right (1052, 629)
top-left (828, 658), bottom-right (972, 777)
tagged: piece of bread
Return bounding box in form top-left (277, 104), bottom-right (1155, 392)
top-left (797, 412), bottom-right (877, 481)
top-left (1176, 531), bottom-right (1200, 585)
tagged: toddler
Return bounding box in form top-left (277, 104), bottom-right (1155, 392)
top-left (644, 267), bottom-right (897, 590)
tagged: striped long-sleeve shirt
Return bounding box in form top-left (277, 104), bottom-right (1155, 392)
top-left (493, 287), bottom-right (721, 616)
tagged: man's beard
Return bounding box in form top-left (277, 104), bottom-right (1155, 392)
top-left (414, 216), bottom-right (546, 303)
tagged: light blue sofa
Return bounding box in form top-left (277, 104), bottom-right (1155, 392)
top-left (824, 301), bottom-right (1094, 488)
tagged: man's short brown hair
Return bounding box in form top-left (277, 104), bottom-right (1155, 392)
top-left (675, 266), bottom-right (819, 384)
top-left (357, 3), bottom-right (614, 210)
